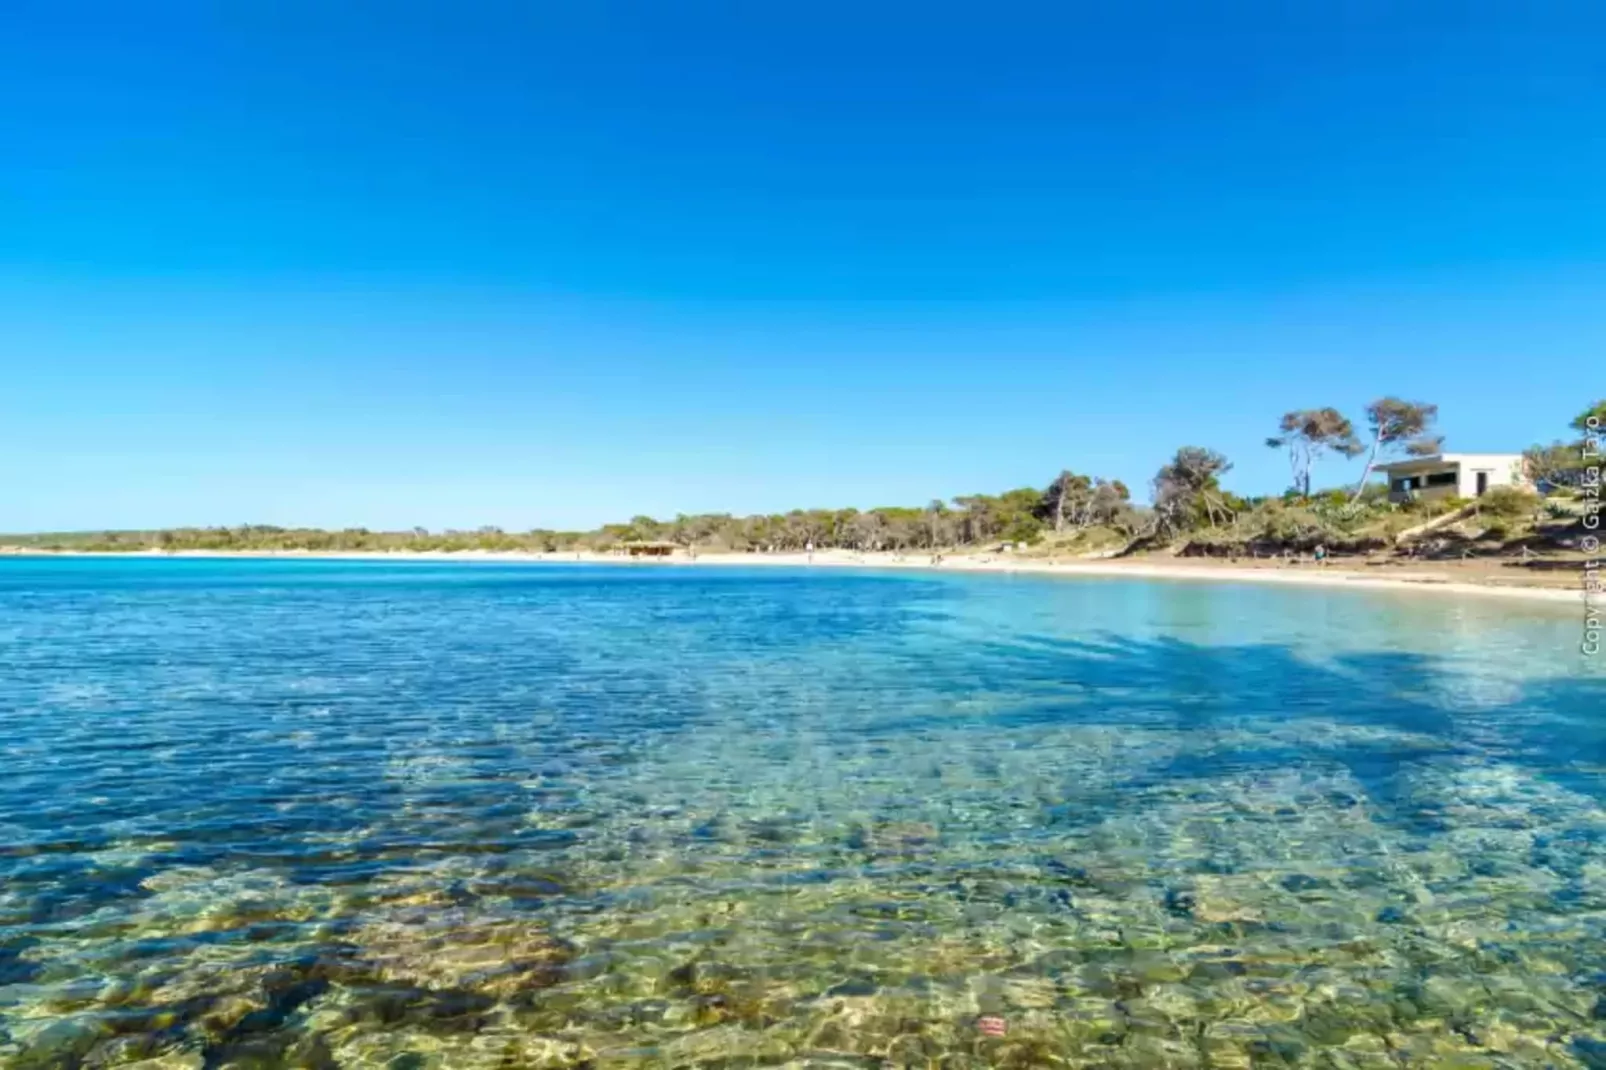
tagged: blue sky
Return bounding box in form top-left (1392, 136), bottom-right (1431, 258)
top-left (2, 2), bottom-right (1602, 531)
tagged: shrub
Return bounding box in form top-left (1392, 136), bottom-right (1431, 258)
top-left (1477, 486), bottom-right (1541, 520)
top-left (1310, 499), bottom-right (1373, 529)
top-left (1354, 482), bottom-right (1392, 505)
top-left (1403, 495), bottom-right (1468, 517)
top-left (1003, 519), bottom-right (1043, 545)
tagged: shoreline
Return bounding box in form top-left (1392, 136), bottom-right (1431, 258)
top-left (2, 547), bottom-right (1586, 604)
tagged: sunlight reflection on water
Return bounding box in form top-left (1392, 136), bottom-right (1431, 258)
top-left (0, 558), bottom-right (1602, 1068)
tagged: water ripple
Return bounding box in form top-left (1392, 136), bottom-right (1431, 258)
top-left (0, 558), bottom-right (1602, 1068)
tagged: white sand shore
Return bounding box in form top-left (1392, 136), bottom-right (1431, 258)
top-left (690, 550), bottom-right (1585, 604)
top-left (5, 546), bottom-right (1586, 604)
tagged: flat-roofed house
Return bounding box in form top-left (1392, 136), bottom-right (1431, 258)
top-left (1376, 453), bottom-right (1530, 504)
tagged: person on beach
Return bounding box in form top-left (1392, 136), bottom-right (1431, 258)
top-left (1314, 543), bottom-right (1328, 566)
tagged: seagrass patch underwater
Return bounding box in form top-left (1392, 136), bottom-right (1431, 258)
top-left (1, 557), bottom-right (1604, 1068)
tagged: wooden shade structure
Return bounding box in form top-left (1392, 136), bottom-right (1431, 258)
top-left (614, 541), bottom-right (677, 557)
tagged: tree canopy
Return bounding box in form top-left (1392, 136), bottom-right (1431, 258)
top-left (1571, 400), bottom-right (1605, 435)
top-left (1526, 398), bottom-right (1604, 490)
top-left (1266, 408), bottom-right (1363, 497)
top-left (1153, 446), bottom-right (1234, 536)
top-left (1350, 398), bottom-right (1443, 501)
top-left (3, 478), bottom-right (1138, 556)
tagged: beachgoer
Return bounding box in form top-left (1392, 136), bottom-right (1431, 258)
top-left (1314, 544), bottom-right (1328, 566)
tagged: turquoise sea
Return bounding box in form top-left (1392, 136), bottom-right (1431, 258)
top-left (1, 557), bottom-right (1603, 1069)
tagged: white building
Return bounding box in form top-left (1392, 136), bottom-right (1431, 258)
top-left (1375, 452), bottom-right (1530, 504)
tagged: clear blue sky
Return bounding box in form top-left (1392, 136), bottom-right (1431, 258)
top-left (2, 2), bottom-right (1602, 532)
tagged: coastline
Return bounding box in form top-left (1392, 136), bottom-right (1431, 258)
top-left (2, 546), bottom-right (1586, 604)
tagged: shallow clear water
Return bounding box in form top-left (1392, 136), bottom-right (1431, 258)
top-left (1, 558), bottom-right (1603, 1069)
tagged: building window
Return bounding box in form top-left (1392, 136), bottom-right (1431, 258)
top-left (1424, 471), bottom-right (1459, 487)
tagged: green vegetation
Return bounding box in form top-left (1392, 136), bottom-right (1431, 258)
top-left (1, 525), bottom-right (579, 555)
top-left (1525, 398), bottom-right (1604, 491)
top-left (0, 479), bottom-right (1133, 556)
top-left (1152, 446), bottom-right (1236, 537)
top-left (1474, 485), bottom-right (1543, 521)
top-left (7, 397), bottom-right (1594, 562)
top-left (1264, 407), bottom-right (1363, 498)
top-left (1346, 398), bottom-right (1443, 501)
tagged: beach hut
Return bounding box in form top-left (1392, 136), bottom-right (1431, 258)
top-left (1376, 453), bottom-right (1531, 504)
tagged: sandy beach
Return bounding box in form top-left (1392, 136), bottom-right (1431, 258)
top-left (684, 549), bottom-right (1589, 604)
top-left (5, 546), bottom-right (1588, 604)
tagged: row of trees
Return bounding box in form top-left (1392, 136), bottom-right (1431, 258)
top-left (589, 475), bottom-right (1141, 553)
top-left (12, 476), bottom-right (1140, 555)
top-left (15, 398), bottom-right (1594, 556)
